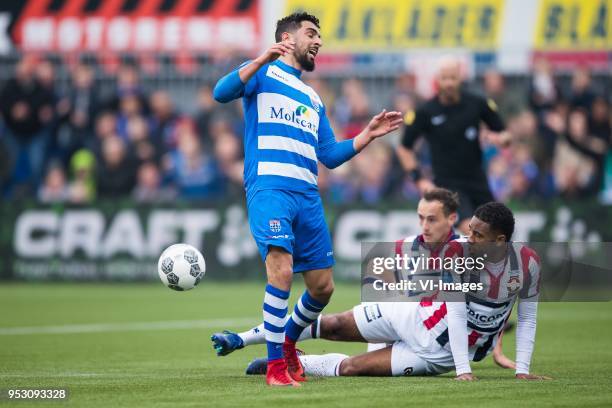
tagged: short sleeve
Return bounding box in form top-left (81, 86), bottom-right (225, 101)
top-left (519, 246), bottom-right (541, 299)
top-left (480, 97), bottom-right (505, 132)
top-left (401, 107), bottom-right (429, 149)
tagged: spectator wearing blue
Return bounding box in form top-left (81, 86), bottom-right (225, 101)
top-left (163, 120), bottom-right (225, 200)
top-left (0, 55), bottom-right (55, 195)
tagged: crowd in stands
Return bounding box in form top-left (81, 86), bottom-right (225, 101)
top-left (1, 54), bottom-right (610, 204)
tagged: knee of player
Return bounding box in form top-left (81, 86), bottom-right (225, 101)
top-left (310, 280), bottom-right (334, 300)
top-left (320, 314), bottom-right (341, 340)
top-left (265, 249), bottom-right (293, 279)
top-left (338, 358), bottom-right (361, 376)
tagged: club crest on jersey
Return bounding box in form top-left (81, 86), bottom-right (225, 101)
top-left (269, 219), bottom-right (281, 233)
top-left (507, 275), bottom-right (521, 293)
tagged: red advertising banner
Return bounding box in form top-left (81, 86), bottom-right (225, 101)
top-left (7, 0), bottom-right (260, 52)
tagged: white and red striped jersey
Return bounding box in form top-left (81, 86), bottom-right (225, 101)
top-left (392, 231), bottom-right (462, 299)
top-left (417, 242), bottom-right (541, 362)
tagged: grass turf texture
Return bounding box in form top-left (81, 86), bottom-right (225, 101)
top-left (1, 282), bottom-right (611, 407)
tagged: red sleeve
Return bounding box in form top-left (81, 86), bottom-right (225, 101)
top-left (520, 246), bottom-right (541, 299)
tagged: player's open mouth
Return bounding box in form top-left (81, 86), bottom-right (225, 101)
top-left (308, 49), bottom-right (318, 58)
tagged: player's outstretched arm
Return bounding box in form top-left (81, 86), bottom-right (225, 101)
top-left (213, 41), bottom-right (295, 103)
top-left (318, 109), bottom-right (401, 169)
top-left (446, 300), bottom-right (473, 379)
top-left (515, 297), bottom-right (550, 380)
top-left (353, 109), bottom-right (403, 152)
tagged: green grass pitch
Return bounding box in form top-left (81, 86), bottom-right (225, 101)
top-left (1, 282), bottom-right (611, 407)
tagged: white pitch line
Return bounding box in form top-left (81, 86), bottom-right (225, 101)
top-left (0, 317), bottom-right (260, 336)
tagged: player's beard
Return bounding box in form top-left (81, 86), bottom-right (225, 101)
top-left (295, 48), bottom-right (315, 72)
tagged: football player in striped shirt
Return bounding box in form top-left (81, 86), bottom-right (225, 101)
top-left (213, 12), bottom-right (402, 386)
top-left (224, 202), bottom-right (551, 381)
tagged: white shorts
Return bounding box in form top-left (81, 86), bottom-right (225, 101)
top-left (390, 341), bottom-right (452, 376)
top-left (353, 302), bottom-right (454, 376)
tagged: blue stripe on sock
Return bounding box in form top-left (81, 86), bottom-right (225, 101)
top-left (293, 306), bottom-right (314, 324)
top-left (265, 284), bottom-right (289, 299)
top-left (267, 341), bottom-right (283, 361)
top-left (263, 303), bottom-right (288, 317)
top-left (264, 321), bottom-right (285, 333)
top-left (301, 299), bottom-right (323, 313)
top-left (264, 285), bottom-right (289, 361)
top-left (303, 291), bottom-right (326, 310)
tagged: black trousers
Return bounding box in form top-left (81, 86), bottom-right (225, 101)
top-left (435, 178), bottom-right (495, 222)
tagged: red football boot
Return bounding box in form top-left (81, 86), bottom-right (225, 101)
top-left (283, 341), bottom-right (306, 382)
top-left (266, 358), bottom-right (300, 387)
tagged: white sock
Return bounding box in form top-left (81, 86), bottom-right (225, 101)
top-left (238, 315), bottom-right (320, 346)
top-left (299, 353), bottom-right (348, 377)
top-left (238, 323), bottom-right (266, 346)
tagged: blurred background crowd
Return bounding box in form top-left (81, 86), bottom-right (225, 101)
top-left (0, 54), bottom-right (610, 205)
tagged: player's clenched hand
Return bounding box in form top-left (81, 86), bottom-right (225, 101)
top-left (366, 109), bottom-right (403, 138)
top-left (515, 373), bottom-right (552, 380)
top-left (255, 41), bottom-right (295, 65)
top-left (454, 373), bottom-right (477, 381)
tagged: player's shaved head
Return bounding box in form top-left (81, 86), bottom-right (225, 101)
top-left (437, 56), bottom-right (461, 77)
top-left (436, 56), bottom-right (462, 104)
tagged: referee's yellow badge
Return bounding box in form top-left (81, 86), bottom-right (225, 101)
top-left (487, 98), bottom-right (498, 112)
top-left (404, 110), bottom-right (415, 125)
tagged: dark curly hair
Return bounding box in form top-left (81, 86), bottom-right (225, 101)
top-left (473, 202), bottom-right (515, 241)
top-left (422, 187), bottom-right (460, 216)
top-left (275, 12), bottom-right (320, 42)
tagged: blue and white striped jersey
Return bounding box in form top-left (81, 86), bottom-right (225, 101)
top-left (214, 59), bottom-right (355, 201)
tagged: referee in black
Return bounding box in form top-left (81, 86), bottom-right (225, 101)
top-left (398, 57), bottom-right (511, 233)
top-left (397, 57), bottom-right (515, 371)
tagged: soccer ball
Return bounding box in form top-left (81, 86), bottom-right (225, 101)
top-left (158, 244), bottom-right (206, 291)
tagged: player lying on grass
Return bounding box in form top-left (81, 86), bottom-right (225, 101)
top-left (212, 189), bottom-right (515, 370)
top-left (214, 201), bottom-right (550, 380)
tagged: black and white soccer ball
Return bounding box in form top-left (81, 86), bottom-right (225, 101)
top-left (158, 244), bottom-right (206, 291)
